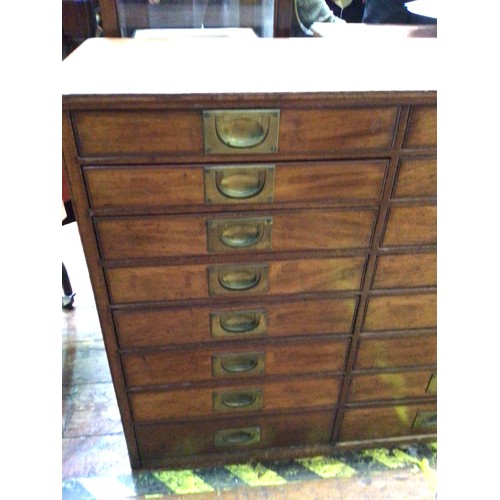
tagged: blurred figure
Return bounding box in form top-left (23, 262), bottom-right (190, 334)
top-left (362, 0), bottom-right (436, 24)
top-left (295, 0), bottom-right (346, 35)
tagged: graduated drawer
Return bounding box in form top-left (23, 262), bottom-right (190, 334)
top-left (339, 403), bottom-right (437, 442)
top-left (96, 209), bottom-right (376, 259)
top-left (72, 106), bottom-right (398, 158)
top-left (85, 160), bottom-right (387, 210)
top-left (372, 252), bottom-right (436, 289)
top-left (363, 293), bottom-right (436, 331)
top-left (122, 338), bottom-right (349, 387)
top-left (114, 297), bottom-right (357, 349)
top-left (382, 205), bottom-right (436, 247)
top-left (403, 106), bottom-right (437, 149)
top-left (355, 333), bottom-right (436, 370)
top-left (392, 158), bottom-right (436, 199)
top-left (130, 375), bottom-right (342, 422)
top-left (348, 371), bottom-right (437, 402)
top-left (106, 256), bottom-right (366, 304)
top-left (136, 410), bottom-right (334, 460)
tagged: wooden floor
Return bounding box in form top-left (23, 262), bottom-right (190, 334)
top-left (62, 221), bottom-right (437, 499)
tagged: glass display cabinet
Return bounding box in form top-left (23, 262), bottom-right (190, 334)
top-left (98, 0), bottom-right (294, 37)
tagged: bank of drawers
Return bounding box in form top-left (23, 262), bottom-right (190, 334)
top-left (67, 102), bottom-right (436, 464)
top-left (338, 140), bottom-right (437, 444)
top-left (78, 104), bottom-right (401, 463)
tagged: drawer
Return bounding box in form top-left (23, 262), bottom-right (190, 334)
top-left (392, 158), bottom-right (436, 199)
top-left (73, 107), bottom-right (399, 159)
top-left (136, 410), bottom-right (334, 460)
top-left (122, 338), bottom-right (349, 387)
top-left (131, 376), bottom-right (342, 421)
top-left (84, 160), bottom-right (387, 210)
top-left (355, 333), bottom-right (436, 370)
top-left (383, 205), bottom-right (436, 247)
top-left (106, 256), bottom-right (366, 304)
top-left (339, 403), bottom-right (437, 442)
top-left (372, 253), bottom-right (436, 289)
top-left (348, 371), bottom-right (437, 402)
top-left (96, 209), bottom-right (376, 259)
top-left (364, 293), bottom-right (436, 331)
top-left (114, 297), bottom-right (357, 349)
top-left (403, 106), bottom-right (437, 149)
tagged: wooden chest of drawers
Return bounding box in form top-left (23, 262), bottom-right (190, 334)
top-left (62, 37), bottom-right (437, 469)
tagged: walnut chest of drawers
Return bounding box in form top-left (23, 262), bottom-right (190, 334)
top-left (62, 37), bottom-right (437, 469)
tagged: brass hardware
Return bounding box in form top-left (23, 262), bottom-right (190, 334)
top-left (208, 264), bottom-right (269, 296)
top-left (211, 309), bottom-right (268, 338)
top-left (413, 411), bottom-right (437, 430)
top-left (214, 426), bottom-right (261, 447)
top-left (204, 165), bottom-right (275, 204)
top-left (203, 110), bottom-right (279, 154)
top-left (426, 374), bottom-right (437, 394)
top-left (213, 388), bottom-right (263, 412)
top-left (207, 217), bottom-right (272, 252)
top-left (212, 352), bottom-right (265, 377)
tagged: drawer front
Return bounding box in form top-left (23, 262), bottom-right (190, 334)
top-left (114, 297), bottom-right (357, 349)
top-left (73, 110), bottom-right (203, 158)
top-left (106, 256), bottom-right (366, 304)
top-left (372, 253), bottom-right (436, 289)
top-left (85, 161), bottom-right (387, 210)
top-left (364, 293), bottom-right (436, 331)
top-left (131, 376), bottom-right (342, 421)
top-left (136, 411), bottom-right (334, 459)
top-left (383, 205), bottom-right (436, 247)
top-left (393, 158), bottom-right (436, 199)
top-left (339, 403), bottom-right (437, 442)
top-left (355, 333), bottom-right (437, 370)
top-left (348, 371), bottom-right (437, 402)
top-left (403, 106), bottom-right (437, 149)
top-left (97, 209), bottom-right (376, 259)
top-left (122, 339), bottom-right (349, 387)
top-left (278, 107), bottom-right (399, 154)
top-left (73, 107), bottom-right (398, 159)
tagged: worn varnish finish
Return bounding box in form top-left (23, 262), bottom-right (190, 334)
top-left (62, 38), bottom-right (437, 469)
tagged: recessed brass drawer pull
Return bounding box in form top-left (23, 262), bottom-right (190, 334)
top-left (212, 352), bottom-right (265, 377)
top-left (208, 264), bottom-right (269, 295)
top-left (203, 109), bottom-right (279, 155)
top-left (207, 217), bottom-right (272, 252)
top-left (215, 426), bottom-right (261, 447)
top-left (213, 388), bottom-right (263, 412)
top-left (426, 374), bottom-right (437, 394)
top-left (204, 165), bottom-right (275, 204)
top-left (211, 309), bottom-right (268, 338)
top-left (413, 411), bottom-right (437, 430)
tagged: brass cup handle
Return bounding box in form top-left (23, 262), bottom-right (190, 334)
top-left (212, 352), bottom-right (265, 377)
top-left (219, 311), bottom-right (263, 334)
top-left (215, 426), bottom-right (261, 447)
top-left (208, 264), bottom-right (269, 296)
top-left (218, 267), bottom-right (262, 291)
top-left (213, 388), bottom-right (263, 411)
top-left (221, 355), bottom-right (259, 373)
top-left (215, 114), bottom-right (270, 149)
top-left (220, 429), bottom-right (257, 444)
top-left (210, 309), bottom-right (268, 338)
top-left (217, 220), bottom-right (265, 249)
top-left (215, 169), bottom-right (267, 199)
top-left (203, 110), bottom-right (279, 155)
top-left (204, 165), bottom-right (275, 205)
top-left (220, 391), bottom-right (258, 408)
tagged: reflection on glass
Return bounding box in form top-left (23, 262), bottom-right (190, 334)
top-left (117, 0), bottom-right (275, 37)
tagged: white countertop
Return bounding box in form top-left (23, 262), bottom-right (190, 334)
top-left (62, 36), bottom-right (438, 97)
